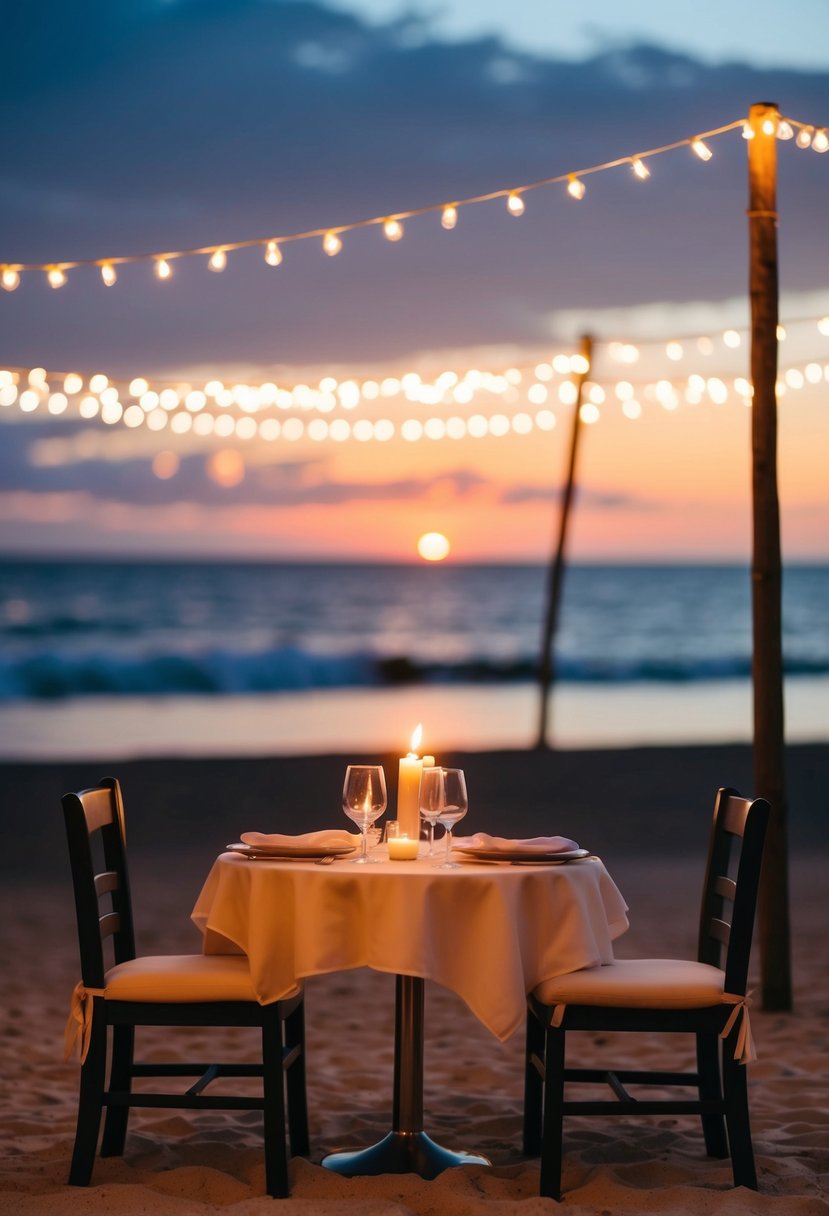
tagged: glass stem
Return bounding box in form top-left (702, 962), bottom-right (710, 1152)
top-left (445, 826), bottom-right (452, 864)
top-left (427, 822), bottom-right (434, 857)
top-left (360, 826), bottom-right (368, 862)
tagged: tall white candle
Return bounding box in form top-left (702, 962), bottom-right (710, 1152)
top-left (397, 724), bottom-right (423, 840)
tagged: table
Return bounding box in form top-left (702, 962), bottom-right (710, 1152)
top-left (192, 851), bottom-right (629, 1176)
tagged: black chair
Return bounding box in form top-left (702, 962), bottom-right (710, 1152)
top-left (62, 777), bottom-right (309, 1198)
top-left (523, 786), bottom-right (769, 1200)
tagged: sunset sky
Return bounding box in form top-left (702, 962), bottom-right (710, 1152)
top-left (1, 0), bottom-right (827, 562)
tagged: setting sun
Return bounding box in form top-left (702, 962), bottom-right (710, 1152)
top-left (417, 532), bottom-right (451, 562)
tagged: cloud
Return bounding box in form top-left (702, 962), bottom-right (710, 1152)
top-left (548, 288), bottom-right (829, 346)
top-left (0, 417), bottom-right (491, 506)
top-left (498, 484), bottom-right (653, 510)
top-left (1, 415), bottom-right (659, 518)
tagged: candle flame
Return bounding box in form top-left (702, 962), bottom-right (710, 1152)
top-left (410, 723), bottom-right (423, 754)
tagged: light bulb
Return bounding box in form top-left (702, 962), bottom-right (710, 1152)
top-left (47, 267), bottom-right (67, 288)
top-left (383, 218), bottom-right (403, 241)
top-left (441, 205), bottom-right (458, 230)
top-left (776, 120), bottom-right (794, 140)
top-left (812, 128), bottom-right (829, 153)
top-left (691, 139), bottom-right (713, 161)
top-left (155, 258), bottom-right (172, 280)
top-left (265, 240), bottom-right (282, 266)
top-left (567, 175), bottom-right (585, 199)
top-left (742, 122), bottom-right (755, 140)
top-left (100, 263), bottom-right (117, 286)
top-left (761, 116), bottom-right (776, 136)
top-left (19, 390), bottom-right (40, 412)
top-left (796, 126), bottom-right (813, 149)
top-left (1, 267), bottom-right (20, 292)
top-left (208, 249), bottom-right (227, 272)
top-left (631, 157), bottom-right (650, 179)
top-left (507, 191), bottom-right (525, 216)
top-left (323, 232), bottom-right (342, 256)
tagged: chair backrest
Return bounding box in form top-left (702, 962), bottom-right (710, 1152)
top-left (62, 777), bottom-right (137, 989)
top-left (697, 786), bottom-right (770, 996)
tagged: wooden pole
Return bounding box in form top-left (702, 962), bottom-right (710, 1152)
top-left (535, 334), bottom-right (592, 750)
top-left (747, 102), bottom-right (791, 1010)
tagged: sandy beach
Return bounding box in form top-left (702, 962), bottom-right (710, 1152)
top-left (1, 743), bottom-right (827, 1214)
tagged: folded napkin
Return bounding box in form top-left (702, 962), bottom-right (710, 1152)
top-left (452, 832), bottom-right (580, 855)
top-left (239, 829), bottom-right (359, 850)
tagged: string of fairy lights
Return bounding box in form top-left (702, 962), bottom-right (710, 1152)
top-left (0, 110), bottom-right (825, 293)
top-left (1, 106), bottom-right (826, 463)
top-left (2, 313), bottom-right (827, 447)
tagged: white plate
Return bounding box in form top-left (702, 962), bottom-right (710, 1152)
top-left (453, 847), bottom-right (591, 864)
top-left (226, 842), bottom-right (356, 859)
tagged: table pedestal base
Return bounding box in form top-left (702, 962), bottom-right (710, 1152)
top-left (321, 975), bottom-right (491, 1178)
top-left (322, 1131), bottom-right (490, 1178)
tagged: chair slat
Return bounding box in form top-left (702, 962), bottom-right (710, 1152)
top-left (95, 871), bottom-right (120, 897)
top-left (708, 917), bottom-right (731, 946)
top-left (722, 796), bottom-right (750, 837)
top-left (99, 911), bottom-right (120, 939)
top-left (84, 787), bottom-right (116, 833)
top-left (714, 875), bottom-right (737, 902)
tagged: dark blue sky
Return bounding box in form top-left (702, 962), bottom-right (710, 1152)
top-left (3, 0), bottom-right (827, 376)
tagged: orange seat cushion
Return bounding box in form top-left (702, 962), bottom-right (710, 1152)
top-left (104, 954), bottom-right (299, 1004)
top-left (533, 958), bottom-right (726, 1010)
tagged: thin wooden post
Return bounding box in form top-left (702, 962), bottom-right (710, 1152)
top-left (535, 334), bottom-right (592, 750)
top-left (747, 101), bottom-right (791, 1010)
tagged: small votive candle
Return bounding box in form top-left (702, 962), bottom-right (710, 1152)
top-left (387, 834), bottom-right (420, 860)
top-left (381, 822), bottom-right (415, 860)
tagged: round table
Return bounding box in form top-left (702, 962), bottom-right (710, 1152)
top-left (192, 850), bottom-right (628, 1175)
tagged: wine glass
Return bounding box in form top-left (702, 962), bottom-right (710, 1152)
top-left (436, 768), bottom-right (468, 869)
top-left (419, 767), bottom-right (444, 858)
top-left (342, 765), bottom-right (387, 864)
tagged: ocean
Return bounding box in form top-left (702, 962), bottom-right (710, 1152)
top-left (1, 559), bottom-right (827, 758)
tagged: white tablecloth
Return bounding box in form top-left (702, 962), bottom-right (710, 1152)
top-left (191, 853), bottom-right (629, 1041)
